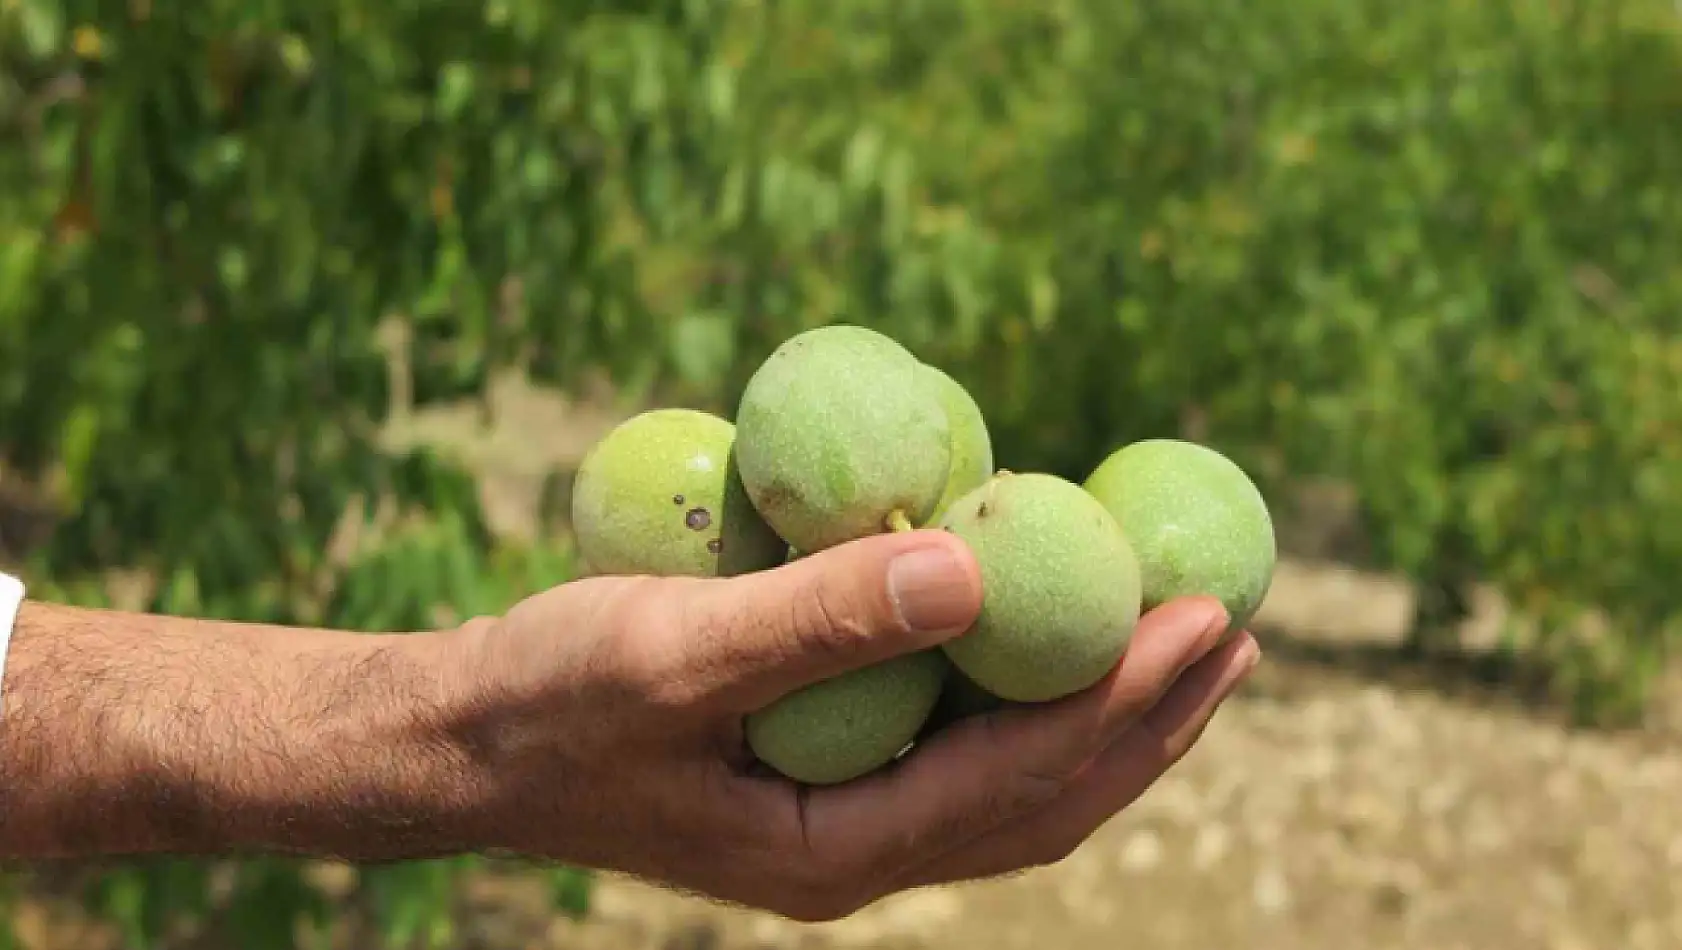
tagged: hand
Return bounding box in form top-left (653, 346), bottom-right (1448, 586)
top-left (442, 529), bottom-right (1259, 921)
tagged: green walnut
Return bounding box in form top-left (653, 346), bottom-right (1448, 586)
top-left (919, 363), bottom-right (994, 523)
top-left (571, 408), bottom-right (787, 577)
top-left (734, 324), bottom-right (951, 554)
top-left (937, 471), bottom-right (1143, 703)
top-left (745, 650), bottom-right (950, 786)
top-left (1083, 438), bottom-right (1276, 634)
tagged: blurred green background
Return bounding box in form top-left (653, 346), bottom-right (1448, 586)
top-left (2, 0), bottom-right (1680, 947)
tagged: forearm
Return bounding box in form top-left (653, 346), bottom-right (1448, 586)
top-left (0, 600), bottom-right (489, 862)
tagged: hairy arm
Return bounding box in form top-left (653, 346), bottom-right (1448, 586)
top-left (0, 534), bottom-right (1257, 917)
top-left (0, 601), bottom-right (487, 862)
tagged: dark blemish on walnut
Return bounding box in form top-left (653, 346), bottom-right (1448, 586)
top-left (977, 502), bottom-right (990, 518)
top-left (685, 507), bottom-right (713, 531)
top-left (672, 494), bottom-right (685, 505)
top-left (706, 538), bottom-right (723, 554)
top-left (757, 479), bottom-right (798, 512)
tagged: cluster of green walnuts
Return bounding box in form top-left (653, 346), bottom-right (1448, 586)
top-left (571, 324), bottom-right (1276, 786)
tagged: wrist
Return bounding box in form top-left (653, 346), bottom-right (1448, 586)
top-left (0, 601), bottom-right (508, 862)
top-left (212, 623), bottom-right (498, 861)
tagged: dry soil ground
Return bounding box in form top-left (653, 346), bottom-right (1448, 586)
top-left (11, 376), bottom-right (1681, 950)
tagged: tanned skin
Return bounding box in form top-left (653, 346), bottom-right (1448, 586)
top-left (0, 601), bottom-right (480, 862)
top-left (0, 531), bottom-right (1259, 922)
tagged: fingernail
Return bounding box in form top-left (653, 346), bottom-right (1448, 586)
top-left (1226, 640), bottom-right (1262, 689)
top-left (1183, 603), bottom-right (1231, 664)
top-left (888, 546), bottom-right (978, 633)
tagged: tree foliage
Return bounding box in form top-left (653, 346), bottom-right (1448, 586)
top-left (0, 0), bottom-right (713, 943)
top-left (686, 0), bottom-right (1682, 721)
top-left (3, 0), bottom-right (1681, 945)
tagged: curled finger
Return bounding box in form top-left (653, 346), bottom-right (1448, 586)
top-left (789, 597), bottom-right (1230, 893)
top-left (901, 630), bottom-right (1260, 887)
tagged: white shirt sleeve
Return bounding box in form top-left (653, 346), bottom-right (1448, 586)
top-left (0, 570), bottom-right (23, 709)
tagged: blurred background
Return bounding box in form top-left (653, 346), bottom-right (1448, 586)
top-left (2, 0), bottom-right (1681, 947)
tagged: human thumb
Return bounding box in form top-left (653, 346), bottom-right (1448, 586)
top-left (681, 529), bottom-right (982, 714)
